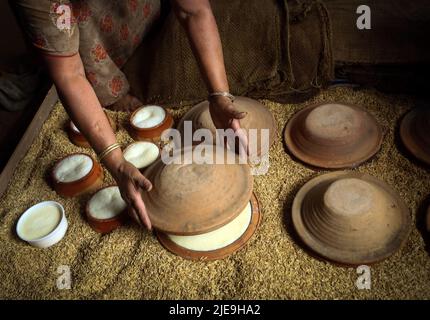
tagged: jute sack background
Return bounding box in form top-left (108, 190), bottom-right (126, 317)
top-left (324, 0), bottom-right (430, 94)
top-left (124, 0), bottom-right (333, 106)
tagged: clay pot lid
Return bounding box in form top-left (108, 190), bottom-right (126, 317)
top-left (292, 171), bottom-right (411, 265)
top-left (142, 145), bottom-right (253, 235)
top-left (177, 97), bottom-right (277, 156)
top-left (284, 102), bottom-right (383, 169)
top-left (400, 107), bottom-right (430, 166)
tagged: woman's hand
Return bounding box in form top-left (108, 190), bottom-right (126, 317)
top-left (209, 95), bottom-right (248, 154)
top-left (110, 158), bottom-right (153, 230)
top-left (209, 96), bottom-right (246, 130)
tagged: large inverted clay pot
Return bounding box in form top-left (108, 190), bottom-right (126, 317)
top-left (141, 146), bottom-right (253, 235)
top-left (129, 105), bottom-right (174, 143)
top-left (292, 171), bottom-right (411, 265)
top-left (177, 97), bottom-right (277, 156)
top-left (51, 153), bottom-right (104, 197)
top-left (284, 102), bottom-right (383, 169)
top-left (156, 192), bottom-right (261, 260)
top-left (400, 107), bottom-right (430, 166)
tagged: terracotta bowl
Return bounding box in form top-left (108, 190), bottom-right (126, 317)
top-left (177, 97), bottom-right (277, 157)
top-left (51, 153), bottom-right (104, 197)
top-left (86, 186), bottom-right (128, 234)
top-left (157, 192), bottom-right (261, 260)
top-left (129, 105), bottom-right (174, 143)
top-left (123, 141), bottom-right (160, 172)
top-left (292, 171), bottom-right (411, 265)
top-left (400, 107), bottom-right (430, 166)
top-left (68, 112), bottom-right (117, 148)
top-left (284, 102), bottom-right (383, 169)
top-left (141, 145), bottom-right (253, 235)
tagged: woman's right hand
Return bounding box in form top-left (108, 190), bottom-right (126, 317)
top-left (110, 158), bottom-right (153, 230)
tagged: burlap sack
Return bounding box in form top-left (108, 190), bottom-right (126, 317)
top-left (324, 0), bottom-right (430, 93)
top-left (124, 0), bottom-right (334, 106)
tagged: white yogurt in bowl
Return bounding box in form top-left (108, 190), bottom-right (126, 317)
top-left (132, 106), bottom-right (166, 129)
top-left (88, 186), bottom-right (127, 220)
top-left (123, 142), bottom-right (160, 170)
top-left (16, 201), bottom-right (68, 248)
top-left (53, 154), bottom-right (93, 183)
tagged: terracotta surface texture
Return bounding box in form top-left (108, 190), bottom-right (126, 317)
top-left (284, 102), bottom-right (383, 169)
top-left (400, 107), bottom-right (430, 166)
top-left (142, 146), bottom-right (253, 235)
top-left (292, 171), bottom-right (411, 265)
top-left (177, 97), bottom-right (277, 156)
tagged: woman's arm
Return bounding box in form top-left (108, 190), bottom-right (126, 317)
top-left (172, 0), bottom-right (246, 132)
top-left (43, 53), bottom-right (153, 229)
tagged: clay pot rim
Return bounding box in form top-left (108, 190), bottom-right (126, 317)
top-left (51, 153), bottom-right (98, 186)
top-left (130, 105), bottom-right (171, 132)
top-left (156, 192), bottom-right (261, 261)
top-left (399, 107), bottom-right (430, 166)
top-left (85, 185), bottom-right (127, 223)
top-left (69, 120), bottom-right (80, 134)
top-left (292, 171), bottom-right (411, 266)
top-left (284, 101), bottom-right (383, 169)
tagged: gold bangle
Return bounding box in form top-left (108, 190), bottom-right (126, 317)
top-left (98, 143), bottom-right (122, 162)
top-left (208, 91), bottom-right (235, 102)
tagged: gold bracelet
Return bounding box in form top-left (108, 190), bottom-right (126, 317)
top-left (98, 143), bottom-right (122, 162)
top-left (208, 91), bottom-right (235, 102)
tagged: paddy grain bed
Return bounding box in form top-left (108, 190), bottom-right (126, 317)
top-left (0, 87), bottom-right (429, 299)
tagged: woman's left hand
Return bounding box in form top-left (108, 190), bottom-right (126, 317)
top-left (209, 95), bottom-right (248, 154)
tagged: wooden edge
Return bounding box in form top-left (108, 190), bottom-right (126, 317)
top-left (156, 193), bottom-right (261, 261)
top-left (0, 86), bottom-right (58, 199)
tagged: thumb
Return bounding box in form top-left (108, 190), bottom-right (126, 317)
top-left (137, 174), bottom-right (152, 191)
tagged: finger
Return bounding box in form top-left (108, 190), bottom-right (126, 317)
top-left (224, 104), bottom-right (247, 120)
top-left (135, 173), bottom-right (152, 191)
top-left (231, 120), bottom-right (249, 156)
top-left (128, 206), bottom-right (141, 226)
top-left (131, 194), bottom-right (152, 231)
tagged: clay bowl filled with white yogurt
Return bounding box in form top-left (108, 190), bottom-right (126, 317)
top-left (86, 186), bottom-right (128, 234)
top-left (51, 153), bottom-right (104, 197)
top-left (123, 141), bottom-right (160, 172)
top-left (129, 105), bottom-right (174, 143)
top-left (68, 112), bottom-right (117, 148)
top-left (16, 201), bottom-right (68, 248)
top-left (157, 193), bottom-right (261, 260)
